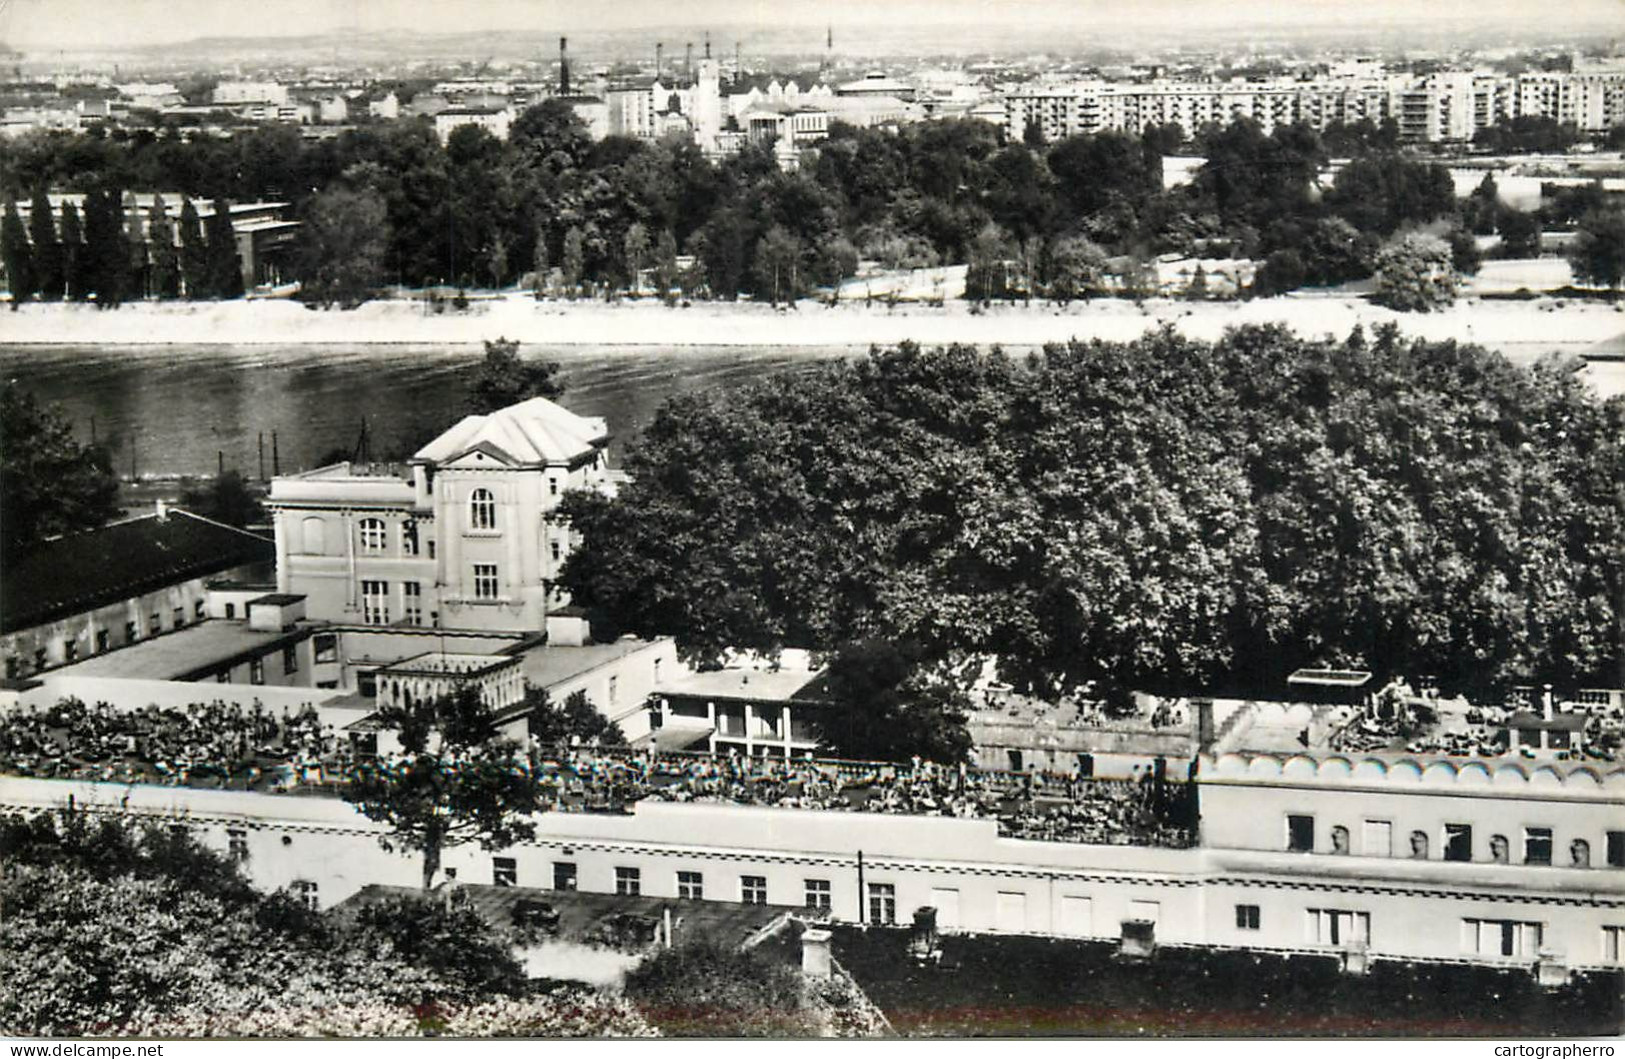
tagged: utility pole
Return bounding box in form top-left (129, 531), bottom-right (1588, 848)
top-left (271, 431), bottom-right (280, 476)
top-left (258, 431), bottom-right (266, 482)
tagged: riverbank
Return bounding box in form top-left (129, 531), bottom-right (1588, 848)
top-left (3, 292), bottom-right (1621, 351)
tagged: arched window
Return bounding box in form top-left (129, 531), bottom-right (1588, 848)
top-left (469, 488), bottom-right (497, 531)
top-left (358, 518), bottom-right (386, 553)
top-left (301, 517), bottom-right (326, 555)
top-left (1409, 830), bottom-right (1429, 860)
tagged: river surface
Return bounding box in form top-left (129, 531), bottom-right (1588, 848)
top-left (0, 342), bottom-right (1619, 479)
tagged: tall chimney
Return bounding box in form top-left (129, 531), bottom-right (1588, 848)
top-left (558, 36), bottom-right (570, 96)
top-left (704, 32), bottom-right (711, 60)
top-left (735, 40), bottom-right (741, 79)
top-left (685, 41), bottom-right (693, 79)
top-left (656, 42), bottom-right (663, 79)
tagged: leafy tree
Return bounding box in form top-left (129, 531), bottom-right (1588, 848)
top-left (178, 195), bottom-right (208, 297)
top-left (1497, 207), bottom-right (1542, 259)
top-left (525, 687), bottom-right (626, 747)
top-left (28, 187), bottom-right (60, 300)
top-left (293, 186), bottom-right (391, 308)
top-left (1373, 232), bottom-right (1458, 311)
top-left (1566, 208), bottom-right (1625, 292)
top-left (1185, 262), bottom-right (1209, 301)
top-left (1253, 248), bottom-right (1307, 296)
top-left (123, 193), bottom-right (148, 299)
top-left (0, 383), bottom-right (121, 558)
top-left (0, 196), bottom-right (33, 306)
top-left (1447, 226), bottom-right (1483, 276)
top-left (59, 201), bottom-right (87, 301)
top-left (180, 469), bottom-right (265, 527)
top-left (653, 227), bottom-right (678, 299)
top-left (622, 221), bottom-right (649, 292)
top-left (531, 228), bottom-right (550, 297)
top-left (1045, 234), bottom-right (1108, 303)
top-left (466, 336), bottom-right (565, 413)
top-left (624, 939), bottom-right (817, 1037)
top-left (817, 638), bottom-right (972, 763)
top-left (561, 225), bottom-right (585, 298)
top-left (1326, 153), bottom-right (1456, 236)
top-left (1473, 115), bottom-right (1580, 154)
top-left (964, 221), bottom-right (1013, 303)
top-left (147, 196), bottom-right (179, 299)
top-left (343, 683), bottom-right (544, 891)
top-left (751, 224), bottom-right (803, 305)
top-left (205, 197), bottom-right (244, 298)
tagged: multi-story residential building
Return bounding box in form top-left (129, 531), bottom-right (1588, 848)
top-left (268, 396), bottom-right (618, 638)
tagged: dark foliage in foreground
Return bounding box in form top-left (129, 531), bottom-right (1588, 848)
top-left (559, 325), bottom-right (1625, 703)
top-left (833, 929), bottom-right (1625, 1038)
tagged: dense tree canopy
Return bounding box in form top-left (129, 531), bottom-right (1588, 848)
top-left (558, 328), bottom-right (1625, 701)
top-left (0, 383), bottom-right (120, 559)
top-left (466, 336), bottom-right (564, 414)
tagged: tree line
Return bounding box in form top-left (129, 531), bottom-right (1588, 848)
top-left (557, 326), bottom-right (1625, 705)
top-left (1, 188), bottom-right (244, 307)
top-left (3, 108), bottom-right (1622, 306)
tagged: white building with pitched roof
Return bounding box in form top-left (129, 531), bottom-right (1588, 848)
top-left (267, 397), bottom-right (617, 636)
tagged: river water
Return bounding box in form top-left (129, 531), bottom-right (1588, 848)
top-left (0, 342), bottom-right (1619, 479)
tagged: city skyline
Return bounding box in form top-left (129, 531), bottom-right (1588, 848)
top-left (3, 0), bottom-right (1623, 52)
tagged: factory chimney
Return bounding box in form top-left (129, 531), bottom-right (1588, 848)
top-left (685, 41), bottom-right (693, 79)
top-left (704, 32), bottom-right (711, 60)
top-left (656, 42), bottom-right (663, 78)
top-left (558, 36), bottom-right (570, 96)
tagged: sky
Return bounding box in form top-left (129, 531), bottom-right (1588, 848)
top-left (2, 0), bottom-right (1621, 51)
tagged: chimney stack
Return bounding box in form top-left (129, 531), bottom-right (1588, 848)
top-left (704, 32), bottom-right (711, 60)
top-left (558, 36), bottom-right (570, 97)
top-left (656, 42), bottom-right (663, 78)
top-left (685, 41), bottom-right (693, 78)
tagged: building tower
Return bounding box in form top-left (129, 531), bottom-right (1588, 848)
top-left (558, 36), bottom-right (570, 97)
top-left (656, 42), bottom-right (664, 79)
top-left (685, 41), bottom-right (694, 80)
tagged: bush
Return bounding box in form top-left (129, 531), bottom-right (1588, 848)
top-left (1373, 232), bottom-right (1457, 311)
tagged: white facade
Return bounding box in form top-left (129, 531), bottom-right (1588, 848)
top-left (268, 397), bottom-right (616, 635)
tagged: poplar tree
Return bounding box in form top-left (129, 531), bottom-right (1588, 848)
top-left (206, 198), bottom-right (244, 298)
top-left (59, 201), bottom-right (88, 301)
top-left (0, 197), bottom-right (33, 307)
top-left (178, 196), bottom-right (209, 298)
top-left (28, 188), bottom-right (60, 301)
top-left (124, 193), bottom-right (149, 300)
top-left (148, 196), bottom-right (179, 300)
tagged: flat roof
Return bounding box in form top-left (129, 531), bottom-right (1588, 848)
top-left (1506, 711), bottom-right (1587, 731)
top-left (657, 667), bottom-right (829, 704)
top-left (379, 651), bottom-right (517, 677)
top-left (48, 620), bottom-right (306, 681)
top-left (250, 593), bottom-right (306, 606)
top-left (518, 639), bottom-right (659, 690)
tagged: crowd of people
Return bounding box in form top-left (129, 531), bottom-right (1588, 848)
top-left (0, 698), bottom-right (1197, 848)
top-left (0, 698), bottom-right (348, 791)
top-left (530, 747), bottom-right (1197, 848)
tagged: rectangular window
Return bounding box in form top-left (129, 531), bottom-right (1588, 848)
top-left (1608, 831), bottom-right (1625, 869)
top-left (1462, 918), bottom-right (1543, 958)
top-left (361, 579), bottom-right (390, 624)
top-left (550, 541), bottom-right (562, 562)
top-left (1307, 908), bottom-right (1370, 947)
top-left (472, 564), bottom-right (499, 600)
top-left (1524, 827), bottom-right (1553, 866)
top-left (1604, 926), bottom-right (1625, 964)
top-left (149, 612), bottom-right (162, 635)
top-left (554, 862), bottom-right (578, 891)
top-left (227, 828), bottom-right (248, 861)
top-left (1444, 824), bottom-right (1473, 863)
top-left (677, 870), bottom-right (704, 900)
top-left (805, 878), bottom-right (832, 912)
top-left (4, 656), bottom-right (18, 679)
top-left (63, 639), bottom-right (78, 662)
top-left (195, 600), bottom-right (206, 621)
top-left (1235, 904), bottom-right (1261, 930)
top-left (314, 633), bottom-right (338, 663)
top-left (173, 606), bottom-right (185, 627)
top-left (1362, 820), bottom-right (1392, 857)
top-left (359, 518), bottom-right (387, 552)
top-left (403, 582), bottom-right (422, 626)
top-left (224, 603), bottom-right (235, 620)
top-left (401, 520), bottom-right (420, 556)
top-left (292, 880), bottom-right (319, 911)
top-left (608, 675), bottom-right (619, 706)
top-left (1287, 814), bottom-right (1314, 852)
top-left (493, 857), bottom-right (517, 887)
top-left (250, 658), bottom-right (264, 685)
top-left (428, 540), bottom-right (436, 560)
top-left (615, 866), bottom-right (641, 896)
top-left (868, 883), bottom-right (897, 926)
top-left (741, 875), bottom-right (767, 905)
top-left (125, 620), bottom-right (138, 642)
top-left (282, 644), bottom-right (298, 675)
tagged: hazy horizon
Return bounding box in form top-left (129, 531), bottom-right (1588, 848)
top-left (3, 0), bottom-right (1622, 53)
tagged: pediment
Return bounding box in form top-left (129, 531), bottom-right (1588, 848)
top-left (439, 440), bottom-right (526, 470)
